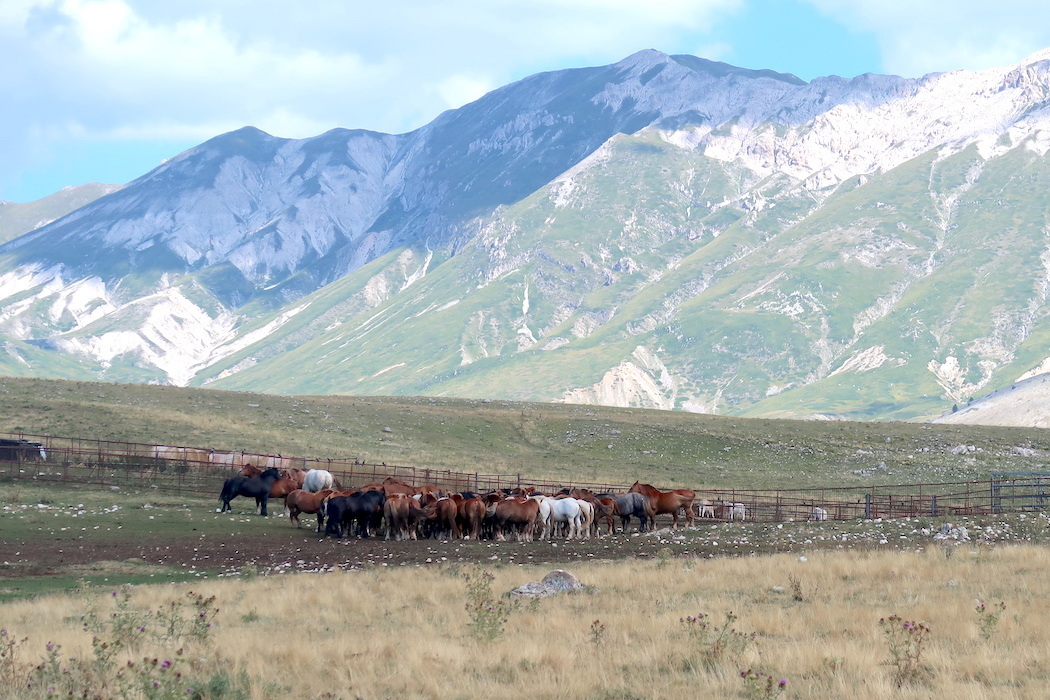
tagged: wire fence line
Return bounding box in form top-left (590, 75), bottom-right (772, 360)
top-left (1, 431), bottom-right (1048, 523)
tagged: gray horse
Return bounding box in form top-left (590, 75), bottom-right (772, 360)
top-left (598, 492), bottom-right (655, 533)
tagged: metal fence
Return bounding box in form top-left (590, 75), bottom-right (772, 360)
top-left (0, 431), bottom-right (1046, 522)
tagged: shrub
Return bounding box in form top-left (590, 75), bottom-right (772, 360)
top-left (0, 586), bottom-right (251, 699)
top-left (463, 567), bottom-right (518, 642)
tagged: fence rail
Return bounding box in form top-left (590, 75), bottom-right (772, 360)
top-left (1, 432), bottom-right (1047, 522)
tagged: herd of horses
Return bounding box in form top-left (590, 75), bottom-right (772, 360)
top-left (218, 466), bottom-right (751, 541)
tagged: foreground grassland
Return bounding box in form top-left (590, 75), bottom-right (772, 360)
top-left (0, 546), bottom-right (1047, 699)
top-left (1, 377), bottom-right (1049, 488)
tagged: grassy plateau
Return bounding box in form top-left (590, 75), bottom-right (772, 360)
top-left (0, 376), bottom-right (1048, 489)
top-left (0, 376), bottom-right (1049, 698)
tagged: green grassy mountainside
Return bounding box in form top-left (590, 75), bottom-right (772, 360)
top-left (2, 52), bottom-right (1050, 424)
top-left (0, 377), bottom-right (1046, 489)
top-left (197, 130), bottom-right (1050, 422)
top-left (0, 184), bottom-right (120, 244)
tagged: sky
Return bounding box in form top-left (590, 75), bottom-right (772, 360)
top-left (3, 0), bottom-right (1050, 203)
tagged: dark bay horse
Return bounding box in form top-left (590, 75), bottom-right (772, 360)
top-left (325, 490), bottom-right (386, 538)
top-left (219, 467), bottom-right (282, 516)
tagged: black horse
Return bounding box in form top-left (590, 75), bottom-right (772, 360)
top-left (325, 490), bottom-right (386, 538)
top-left (219, 467), bottom-right (281, 516)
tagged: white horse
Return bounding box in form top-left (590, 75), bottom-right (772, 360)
top-left (811, 506), bottom-right (829, 521)
top-left (547, 497), bottom-right (584, 539)
top-left (303, 469), bottom-right (334, 493)
top-left (696, 499), bottom-right (715, 518)
top-left (576, 499), bottom-right (595, 539)
top-left (529, 496), bottom-right (553, 540)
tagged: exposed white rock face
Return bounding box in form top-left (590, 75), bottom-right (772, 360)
top-left (937, 373), bottom-right (1050, 429)
top-left (561, 346), bottom-right (678, 410)
top-left (830, 346), bottom-right (906, 377)
top-left (54, 287), bottom-right (308, 386)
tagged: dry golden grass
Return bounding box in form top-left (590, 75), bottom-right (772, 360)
top-left (2, 545), bottom-right (1049, 698)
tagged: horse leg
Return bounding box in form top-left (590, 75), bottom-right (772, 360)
top-left (259, 495), bottom-right (269, 517)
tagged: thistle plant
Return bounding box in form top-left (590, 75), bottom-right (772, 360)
top-left (0, 587), bottom-right (248, 699)
top-left (0, 629), bottom-right (30, 689)
top-left (740, 668), bottom-right (788, 699)
top-left (590, 619), bottom-right (606, 647)
top-left (680, 611), bottom-right (756, 668)
top-left (879, 614), bottom-right (931, 687)
top-left (975, 600), bottom-right (1006, 641)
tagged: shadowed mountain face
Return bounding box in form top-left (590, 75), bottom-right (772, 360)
top-left (1, 49), bottom-right (1050, 422)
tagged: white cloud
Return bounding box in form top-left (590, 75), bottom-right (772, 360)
top-left (2, 0), bottom-right (749, 199)
top-left (804, 0), bottom-right (1050, 77)
top-left (432, 75), bottom-right (498, 112)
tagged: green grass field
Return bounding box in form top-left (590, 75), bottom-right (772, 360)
top-left (0, 376), bottom-right (1047, 489)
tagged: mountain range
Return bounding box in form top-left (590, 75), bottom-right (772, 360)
top-left (2, 48), bottom-right (1050, 421)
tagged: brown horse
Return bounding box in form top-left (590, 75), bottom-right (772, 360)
top-left (381, 477), bottom-right (416, 497)
top-left (490, 497), bottom-right (541, 542)
top-left (453, 495), bottom-right (485, 540)
top-left (628, 482), bottom-right (695, 528)
top-left (421, 493), bottom-right (461, 540)
top-left (596, 496), bottom-right (619, 535)
top-left (570, 488), bottom-right (615, 537)
top-left (269, 476), bottom-right (300, 501)
top-left (384, 493), bottom-right (426, 540)
top-left (286, 489), bottom-right (335, 531)
top-left (238, 464), bottom-right (307, 487)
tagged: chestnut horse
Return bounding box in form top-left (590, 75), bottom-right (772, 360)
top-left (628, 482), bottom-right (695, 528)
top-left (421, 493), bottom-right (461, 540)
top-left (286, 489), bottom-right (335, 531)
top-left (489, 497), bottom-right (541, 542)
top-left (453, 494), bottom-right (485, 540)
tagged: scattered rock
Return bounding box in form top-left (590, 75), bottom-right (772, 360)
top-left (951, 444), bottom-right (976, 455)
top-left (508, 569), bottom-right (590, 599)
top-left (933, 523), bottom-right (970, 542)
top-left (1012, 446), bottom-right (1038, 457)
top-left (382, 426), bottom-right (392, 433)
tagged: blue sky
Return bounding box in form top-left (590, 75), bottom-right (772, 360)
top-left (3, 0), bottom-right (1050, 203)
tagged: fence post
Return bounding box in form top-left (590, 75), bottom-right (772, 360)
top-left (865, 493), bottom-right (872, 519)
top-left (930, 495), bottom-right (938, 518)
